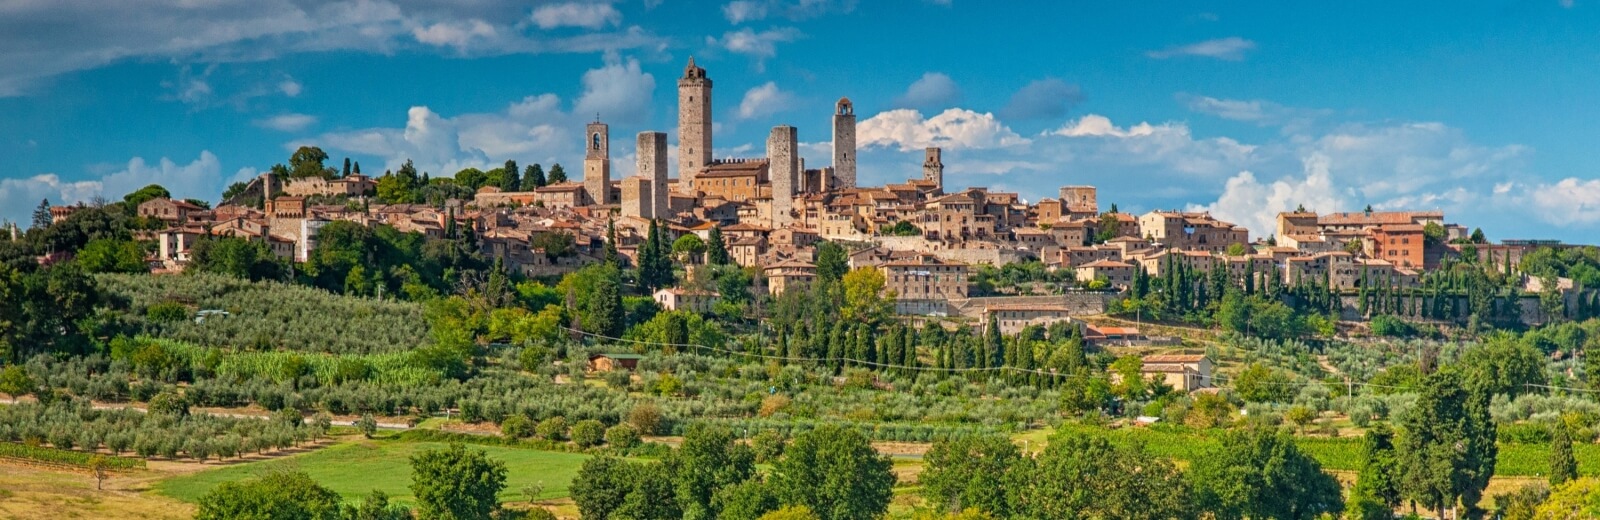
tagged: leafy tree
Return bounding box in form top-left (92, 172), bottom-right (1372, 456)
top-left (1397, 368), bottom-right (1497, 518)
top-left (289, 146), bottom-right (334, 179)
top-left (1225, 242), bottom-right (1248, 256)
top-left (714, 478), bottom-right (780, 520)
top-left (840, 267), bottom-right (891, 325)
top-left (195, 470), bottom-right (343, 520)
top-left (1458, 337), bottom-right (1546, 398)
top-left (1232, 363), bottom-right (1295, 403)
top-left (532, 232), bottom-right (576, 261)
top-left (571, 456), bottom-right (633, 520)
top-left (1189, 429), bottom-right (1342, 520)
top-left (589, 264), bottom-right (626, 337)
top-left (769, 424), bottom-right (894, 520)
top-left (615, 462), bottom-right (682, 520)
top-left (814, 242), bottom-right (848, 286)
top-left (758, 506), bottom-right (820, 520)
top-left (88, 454), bottom-right (110, 490)
top-left (548, 163), bottom-right (567, 184)
top-left (189, 236), bottom-right (287, 281)
top-left (343, 490), bottom-right (412, 520)
top-left (409, 443), bottom-right (508, 520)
top-left (605, 424), bottom-right (640, 450)
top-left (673, 234), bottom-right (707, 264)
top-left (76, 238), bottom-right (145, 273)
top-left (1551, 423), bottom-right (1578, 486)
top-left (0, 365), bottom-right (36, 397)
top-left (1533, 478), bottom-right (1600, 518)
top-left (356, 414), bottom-right (378, 438)
top-left (525, 164), bottom-right (546, 188)
top-left (571, 419), bottom-right (605, 448)
top-left (666, 423), bottom-right (757, 519)
top-left (1347, 423), bottom-right (1401, 519)
top-left (31, 199), bottom-right (51, 229)
top-left (123, 184), bottom-right (172, 209)
top-left (148, 389), bottom-right (189, 417)
top-left (921, 435), bottom-right (1022, 516)
top-left (454, 168), bottom-right (488, 190)
top-left (1020, 433), bottom-right (1192, 520)
top-left (707, 226), bottom-right (731, 265)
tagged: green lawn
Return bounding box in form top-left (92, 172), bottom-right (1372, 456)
top-left (157, 439), bottom-right (597, 505)
top-left (1046, 424), bottom-right (1600, 477)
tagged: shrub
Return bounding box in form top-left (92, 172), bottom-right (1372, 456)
top-left (751, 429), bottom-right (785, 463)
top-left (604, 424), bottom-right (640, 450)
top-left (571, 420), bottom-right (605, 448)
top-left (627, 404), bottom-right (663, 435)
top-left (356, 414), bottom-right (378, 439)
top-left (148, 390), bottom-right (188, 417)
top-left (535, 417), bottom-right (568, 441)
top-left (759, 395), bottom-right (791, 418)
top-left (501, 415), bottom-right (535, 439)
top-left (146, 301), bottom-right (190, 323)
top-left (0, 365), bottom-right (36, 397)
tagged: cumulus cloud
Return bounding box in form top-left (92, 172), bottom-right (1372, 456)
top-left (705, 27), bottom-right (802, 71)
top-left (737, 82), bottom-right (794, 119)
top-left (720, 0), bottom-right (857, 23)
top-left (1146, 37), bottom-right (1256, 60)
top-left (573, 54), bottom-right (656, 124)
top-left (1188, 153), bottom-right (1344, 238)
top-left (893, 72), bottom-right (961, 109)
top-left (999, 78), bottom-right (1082, 121)
top-left (0, 0), bottom-right (667, 96)
top-left (857, 108), bottom-right (1030, 151)
top-left (1525, 178), bottom-right (1600, 225)
top-left (316, 55), bottom-right (656, 176)
top-left (255, 113), bottom-right (318, 132)
top-left (411, 19), bottom-right (498, 50)
top-left (1, 151), bottom-right (224, 224)
top-left (532, 2), bottom-right (623, 30)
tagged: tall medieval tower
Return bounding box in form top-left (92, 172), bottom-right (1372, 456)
top-left (832, 98), bottom-right (856, 189)
top-left (768, 125), bottom-right (798, 229)
top-left (584, 120), bottom-right (611, 205)
top-left (677, 57), bottom-right (712, 192)
top-left (639, 131), bottom-right (669, 218)
top-left (923, 147), bottom-right (944, 191)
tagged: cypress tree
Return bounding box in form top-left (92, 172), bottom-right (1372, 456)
top-left (707, 226), bottom-right (731, 265)
top-left (525, 164), bottom-right (547, 188)
top-left (1551, 424), bottom-right (1577, 486)
top-left (604, 219), bottom-right (620, 266)
top-left (504, 160), bottom-right (520, 191)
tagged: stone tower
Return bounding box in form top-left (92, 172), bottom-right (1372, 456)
top-left (677, 57), bottom-right (712, 192)
top-left (767, 125), bottom-right (798, 229)
top-left (584, 120), bottom-right (611, 205)
top-left (639, 131), bottom-right (669, 218)
top-left (832, 98), bottom-right (856, 189)
top-left (922, 147), bottom-right (944, 190)
top-left (1059, 186), bottom-right (1098, 213)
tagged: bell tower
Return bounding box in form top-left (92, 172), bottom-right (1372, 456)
top-left (584, 120), bottom-right (610, 205)
top-left (832, 98), bottom-right (856, 189)
top-left (677, 57), bottom-right (713, 191)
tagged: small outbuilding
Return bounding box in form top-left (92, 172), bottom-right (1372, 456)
top-left (588, 353), bottom-right (645, 372)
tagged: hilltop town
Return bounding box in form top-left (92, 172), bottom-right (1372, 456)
top-left (50, 57), bottom-right (1586, 331)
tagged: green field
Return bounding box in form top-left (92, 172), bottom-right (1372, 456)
top-left (157, 439), bottom-right (598, 505)
top-left (1047, 424), bottom-right (1600, 477)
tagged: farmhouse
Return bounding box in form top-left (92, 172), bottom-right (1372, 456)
top-left (1140, 354), bottom-right (1214, 392)
top-left (588, 353), bottom-right (644, 372)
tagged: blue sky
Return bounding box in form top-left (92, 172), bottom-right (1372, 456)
top-left (2, 0), bottom-right (1598, 241)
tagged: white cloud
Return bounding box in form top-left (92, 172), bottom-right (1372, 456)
top-left (278, 78), bottom-right (303, 97)
top-left (532, 2), bottom-right (622, 30)
top-left (1526, 178), bottom-right (1600, 226)
top-left (894, 72), bottom-right (961, 109)
top-left (858, 108), bottom-right (1030, 152)
top-left (0, 0), bottom-right (668, 96)
top-left (736, 81), bottom-right (793, 120)
top-left (255, 113), bottom-right (318, 132)
top-left (706, 27), bottom-right (801, 71)
top-left (1052, 114), bottom-right (1162, 138)
top-left (1, 151), bottom-right (224, 224)
top-left (1146, 37), bottom-right (1256, 60)
top-left (411, 19), bottom-right (498, 50)
top-left (720, 0), bottom-right (856, 23)
top-left (999, 78), bottom-right (1082, 121)
top-left (317, 55), bottom-right (656, 176)
top-left (1188, 153), bottom-right (1344, 239)
top-left (1179, 94), bottom-right (1328, 129)
top-left (573, 54), bottom-right (656, 124)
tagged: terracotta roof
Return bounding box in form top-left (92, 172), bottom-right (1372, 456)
top-left (1142, 354), bottom-right (1206, 363)
top-left (1079, 259), bottom-right (1133, 268)
top-left (1318, 211), bottom-right (1442, 226)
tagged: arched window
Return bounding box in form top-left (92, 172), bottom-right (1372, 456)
top-left (591, 133), bottom-right (602, 150)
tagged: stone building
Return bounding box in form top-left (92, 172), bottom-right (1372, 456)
top-left (138, 197), bottom-right (203, 224)
top-left (922, 147), bottom-right (943, 191)
top-left (833, 98), bottom-right (856, 189)
top-left (640, 131), bottom-right (668, 218)
top-left (678, 57), bottom-right (712, 189)
top-left (879, 253), bottom-right (969, 315)
top-left (768, 125), bottom-right (799, 229)
top-left (696, 159), bottom-right (768, 202)
top-left (584, 120), bottom-right (611, 205)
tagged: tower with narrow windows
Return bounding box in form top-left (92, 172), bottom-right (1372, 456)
top-left (832, 98), bottom-right (856, 189)
top-left (923, 147), bottom-right (944, 191)
top-left (768, 125), bottom-right (798, 229)
top-left (677, 57), bottom-right (712, 191)
top-left (640, 131), bottom-right (668, 218)
top-left (584, 120), bottom-right (611, 205)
